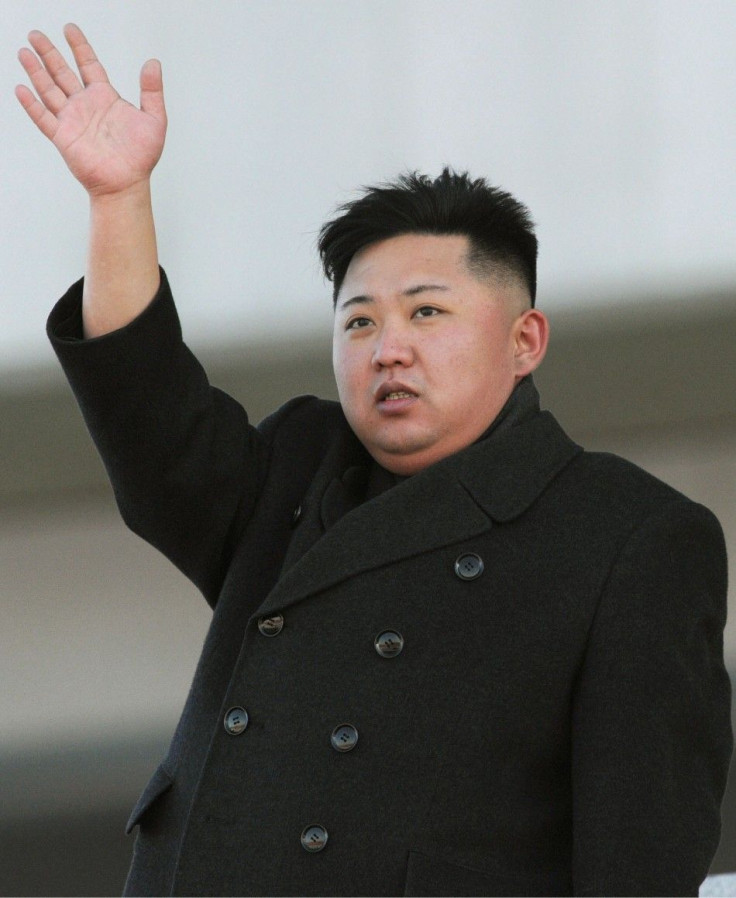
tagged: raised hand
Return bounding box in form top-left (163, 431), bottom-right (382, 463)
top-left (16, 23), bottom-right (166, 197)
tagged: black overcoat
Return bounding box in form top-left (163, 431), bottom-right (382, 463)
top-left (48, 272), bottom-right (732, 897)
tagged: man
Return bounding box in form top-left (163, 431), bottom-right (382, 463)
top-left (17, 24), bottom-right (732, 897)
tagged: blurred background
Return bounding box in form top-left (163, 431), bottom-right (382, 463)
top-left (1, 1), bottom-right (734, 893)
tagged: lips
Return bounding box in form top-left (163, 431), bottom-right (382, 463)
top-left (375, 381), bottom-right (419, 402)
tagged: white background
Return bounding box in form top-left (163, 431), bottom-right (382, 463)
top-left (3, 0), bottom-right (735, 377)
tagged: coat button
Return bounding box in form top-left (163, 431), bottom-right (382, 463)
top-left (330, 724), bottom-right (358, 752)
top-left (300, 824), bottom-right (328, 852)
top-left (374, 630), bottom-right (404, 658)
top-left (258, 614), bottom-right (284, 637)
top-left (292, 504), bottom-right (302, 526)
top-left (454, 553), bottom-right (484, 580)
top-left (223, 706), bottom-right (249, 735)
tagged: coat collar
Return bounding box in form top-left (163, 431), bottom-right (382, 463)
top-left (256, 386), bottom-right (582, 617)
top-left (449, 409), bottom-right (582, 522)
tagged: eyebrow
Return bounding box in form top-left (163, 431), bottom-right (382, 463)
top-left (338, 283), bottom-right (449, 311)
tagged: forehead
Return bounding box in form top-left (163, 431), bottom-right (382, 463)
top-left (339, 233), bottom-right (472, 295)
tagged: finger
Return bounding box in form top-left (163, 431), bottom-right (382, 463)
top-left (63, 23), bottom-right (110, 86)
top-left (18, 46), bottom-right (69, 116)
top-left (15, 83), bottom-right (59, 142)
top-left (27, 29), bottom-right (83, 97)
top-left (139, 59), bottom-right (166, 122)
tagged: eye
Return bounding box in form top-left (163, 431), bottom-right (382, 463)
top-left (413, 306), bottom-right (441, 319)
top-left (345, 316), bottom-right (373, 331)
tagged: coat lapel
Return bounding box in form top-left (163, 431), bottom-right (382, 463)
top-left (453, 410), bottom-right (582, 522)
top-left (256, 408), bottom-right (582, 617)
top-left (258, 465), bottom-right (492, 616)
top-left (277, 426), bottom-right (369, 574)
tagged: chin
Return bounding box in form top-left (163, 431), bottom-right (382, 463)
top-left (356, 420), bottom-right (447, 473)
top-left (370, 442), bottom-right (445, 476)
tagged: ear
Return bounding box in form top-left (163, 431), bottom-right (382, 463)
top-left (512, 309), bottom-right (549, 379)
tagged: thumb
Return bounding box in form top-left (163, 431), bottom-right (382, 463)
top-left (139, 58), bottom-right (166, 121)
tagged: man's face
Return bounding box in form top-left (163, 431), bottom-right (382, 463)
top-left (332, 233), bottom-right (543, 475)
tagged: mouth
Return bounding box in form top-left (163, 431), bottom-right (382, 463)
top-left (376, 381), bottom-right (418, 400)
top-left (375, 381), bottom-right (419, 410)
top-left (383, 390), bottom-right (415, 400)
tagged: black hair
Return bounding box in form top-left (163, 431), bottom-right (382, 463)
top-left (318, 167), bottom-right (538, 306)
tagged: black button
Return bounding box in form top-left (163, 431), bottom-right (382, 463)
top-left (223, 706), bottom-right (249, 735)
top-left (374, 630), bottom-right (404, 658)
top-left (300, 824), bottom-right (328, 852)
top-left (292, 504), bottom-right (302, 526)
top-left (454, 553), bottom-right (484, 580)
top-left (330, 724), bottom-right (358, 752)
top-left (258, 614), bottom-right (284, 637)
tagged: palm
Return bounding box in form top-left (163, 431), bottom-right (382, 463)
top-left (17, 24), bottom-right (167, 196)
top-left (53, 83), bottom-right (165, 194)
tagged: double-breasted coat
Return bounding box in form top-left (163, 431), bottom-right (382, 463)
top-left (48, 271), bottom-right (732, 897)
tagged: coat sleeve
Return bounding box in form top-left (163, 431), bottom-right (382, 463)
top-left (47, 268), bottom-right (276, 605)
top-left (571, 498), bottom-right (733, 896)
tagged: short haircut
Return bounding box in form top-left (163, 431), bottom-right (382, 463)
top-left (318, 167), bottom-right (538, 306)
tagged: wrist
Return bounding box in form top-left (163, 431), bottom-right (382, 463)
top-left (88, 178), bottom-right (153, 211)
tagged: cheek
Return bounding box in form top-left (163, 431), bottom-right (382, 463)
top-left (429, 329), bottom-right (512, 395)
top-left (333, 345), bottom-right (366, 406)
top-left (425, 330), bottom-right (492, 375)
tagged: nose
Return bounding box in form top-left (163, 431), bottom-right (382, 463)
top-left (372, 321), bottom-right (415, 369)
